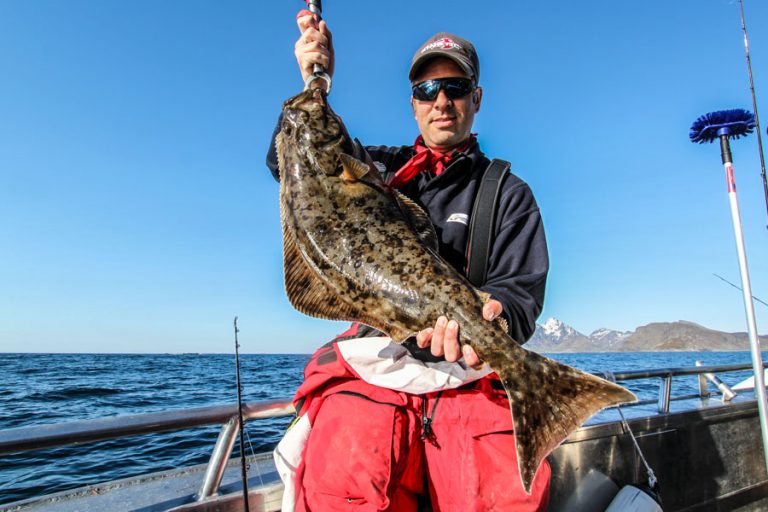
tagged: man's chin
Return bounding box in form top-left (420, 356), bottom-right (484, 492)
top-left (429, 134), bottom-right (467, 151)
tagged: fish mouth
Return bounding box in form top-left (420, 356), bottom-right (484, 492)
top-left (284, 88), bottom-right (325, 110)
top-left (318, 133), bottom-right (345, 152)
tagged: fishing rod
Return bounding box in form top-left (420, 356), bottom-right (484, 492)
top-left (713, 273), bottom-right (768, 308)
top-left (303, 0), bottom-right (332, 93)
top-left (233, 316), bottom-right (250, 512)
top-left (737, 0), bottom-right (768, 229)
top-left (690, 108), bottom-right (768, 474)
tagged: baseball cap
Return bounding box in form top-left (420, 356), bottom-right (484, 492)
top-left (408, 32), bottom-right (480, 84)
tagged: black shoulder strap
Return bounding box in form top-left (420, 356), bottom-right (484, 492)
top-left (466, 158), bottom-right (510, 287)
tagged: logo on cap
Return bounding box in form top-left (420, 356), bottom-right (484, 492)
top-left (422, 38), bottom-right (462, 53)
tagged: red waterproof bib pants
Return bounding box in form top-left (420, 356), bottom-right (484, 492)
top-left (291, 343), bottom-right (551, 512)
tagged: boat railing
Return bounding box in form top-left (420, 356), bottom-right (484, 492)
top-left (0, 400), bottom-right (295, 503)
top-left (0, 361), bottom-right (764, 503)
top-left (604, 362), bottom-right (765, 413)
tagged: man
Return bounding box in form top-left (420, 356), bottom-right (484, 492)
top-left (268, 13), bottom-right (550, 512)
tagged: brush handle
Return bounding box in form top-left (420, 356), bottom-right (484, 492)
top-left (721, 158), bottom-right (768, 470)
top-left (720, 135), bottom-right (733, 166)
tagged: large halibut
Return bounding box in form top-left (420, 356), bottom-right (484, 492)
top-left (275, 88), bottom-right (636, 493)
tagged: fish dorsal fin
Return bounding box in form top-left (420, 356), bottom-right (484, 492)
top-left (395, 192), bottom-right (439, 252)
top-left (281, 214), bottom-right (417, 342)
top-left (339, 153), bottom-right (371, 182)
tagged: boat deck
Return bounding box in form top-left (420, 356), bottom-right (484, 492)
top-left (2, 454), bottom-right (281, 512)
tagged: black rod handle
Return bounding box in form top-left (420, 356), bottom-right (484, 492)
top-left (720, 135), bottom-right (733, 165)
top-left (307, 0), bottom-right (324, 75)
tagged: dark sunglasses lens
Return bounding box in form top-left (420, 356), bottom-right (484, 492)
top-left (413, 80), bottom-right (440, 101)
top-left (443, 78), bottom-right (473, 99)
top-left (413, 78), bottom-right (474, 101)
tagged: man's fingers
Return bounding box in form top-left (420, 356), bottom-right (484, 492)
top-left (419, 316), bottom-right (484, 369)
top-left (462, 345), bottom-right (483, 370)
top-left (295, 33), bottom-right (332, 81)
top-left (297, 48), bottom-right (330, 70)
top-left (300, 40), bottom-right (329, 54)
top-left (416, 328), bottom-right (433, 348)
top-left (294, 12), bottom-right (334, 83)
top-left (431, 316), bottom-right (447, 357)
top-left (482, 299), bottom-right (503, 321)
top-left (296, 11), bottom-right (317, 33)
top-left (297, 27), bottom-right (328, 48)
top-left (444, 320), bottom-right (461, 362)
top-left (319, 20), bottom-right (333, 45)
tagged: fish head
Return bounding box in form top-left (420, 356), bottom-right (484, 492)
top-left (280, 89), bottom-right (349, 176)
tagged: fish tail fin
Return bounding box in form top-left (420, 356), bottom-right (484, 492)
top-left (492, 349), bottom-right (636, 494)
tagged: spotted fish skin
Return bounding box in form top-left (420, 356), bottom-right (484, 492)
top-left (276, 89), bottom-right (636, 493)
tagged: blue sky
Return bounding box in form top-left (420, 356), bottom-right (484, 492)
top-left (1, 1), bottom-right (767, 354)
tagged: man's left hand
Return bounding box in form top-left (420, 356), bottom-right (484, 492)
top-left (415, 299), bottom-right (503, 370)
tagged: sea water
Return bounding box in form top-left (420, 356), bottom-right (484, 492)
top-left (0, 351), bottom-right (759, 504)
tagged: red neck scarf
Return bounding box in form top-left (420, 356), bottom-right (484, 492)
top-left (388, 135), bottom-right (476, 189)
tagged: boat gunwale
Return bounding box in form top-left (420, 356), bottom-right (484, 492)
top-left (0, 400), bottom-right (295, 456)
top-left (0, 361), bottom-right (762, 458)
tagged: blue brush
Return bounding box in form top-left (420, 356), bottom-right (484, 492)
top-left (689, 107), bottom-right (766, 459)
top-left (689, 109), bottom-right (755, 144)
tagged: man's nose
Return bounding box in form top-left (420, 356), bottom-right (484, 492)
top-left (433, 88), bottom-right (452, 108)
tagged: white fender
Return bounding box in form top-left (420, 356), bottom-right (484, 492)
top-left (605, 485), bottom-right (663, 512)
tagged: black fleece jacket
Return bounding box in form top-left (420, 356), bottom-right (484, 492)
top-left (266, 122), bottom-right (548, 344)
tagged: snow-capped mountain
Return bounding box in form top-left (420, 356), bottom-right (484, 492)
top-left (588, 328), bottom-right (632, 349)
top-left (524, 318), bottom-right (765, 352)
top-left (526, 318), bottom-right (590, 352)
top-left (541, 318), bottom-right (579, 339)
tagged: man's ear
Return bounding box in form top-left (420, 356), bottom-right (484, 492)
top-left (410, 96), bottom-right (416, 112)
top-left (473, 87), bottom-right (483, 113)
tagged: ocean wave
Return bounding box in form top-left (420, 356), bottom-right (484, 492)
top-left (27, 386), bottom-right (123, 401)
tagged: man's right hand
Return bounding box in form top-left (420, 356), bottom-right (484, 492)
top-left (295, 11), bottom-right (335, 85)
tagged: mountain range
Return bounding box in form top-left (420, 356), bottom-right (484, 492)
top-left (525, 318), bottom-right (767, 352)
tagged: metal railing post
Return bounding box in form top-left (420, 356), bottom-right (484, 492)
top-left (658, 376), bottom-right (672, 413)
top-left (696, 360), bottom-right (737, 402)
top-left (197, 415), bottom-right (240, 500)
top-left (698, 376), bottom-right (711, 398)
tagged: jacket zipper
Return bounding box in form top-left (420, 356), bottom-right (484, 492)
top-left (420, 391), bottom-right (443, 447)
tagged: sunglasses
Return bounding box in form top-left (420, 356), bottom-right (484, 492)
top-left (411, 77), bottom-right (475, 101)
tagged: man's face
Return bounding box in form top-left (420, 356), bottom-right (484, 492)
top-left (411, 57), bottom-right (482, 153)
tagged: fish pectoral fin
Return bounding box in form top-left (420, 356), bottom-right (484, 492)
top-left (395, 192), bottom-right (439, 252)
top-left (339, 153), bottom-right (371, 182)
top-left (484, 347), bottom-right (637, 494)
